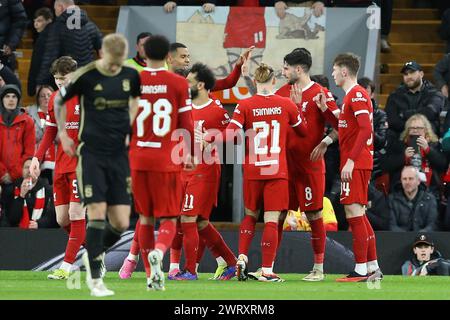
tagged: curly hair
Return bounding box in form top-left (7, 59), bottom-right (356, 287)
top-left (400, 113), bottom-right (438, 143)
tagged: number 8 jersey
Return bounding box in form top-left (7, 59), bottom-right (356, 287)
top-left (129, 68), bottom-right (193, 172)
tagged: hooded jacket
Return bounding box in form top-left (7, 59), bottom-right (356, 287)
top-left (35, 7), bottom-right (103, 86)
top-left (0, 85), bottom-right (36, 181)
top-left (388, 182), bottom-right (438, 232)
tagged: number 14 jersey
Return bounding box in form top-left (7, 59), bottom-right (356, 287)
top-left (129, 68), bottom-right (192, 172)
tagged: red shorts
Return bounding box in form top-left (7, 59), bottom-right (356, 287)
top-left (289, 173), bottom-right (325, 212)
top-left (53, 172), bottom-right (80, 206)
top-left (244, 179), bottom-right (289, 212)
top-left (339, 169), bottom-right (371, 205)
top-left (180, 179), bottom-right (220, 219)
top-left (131, 170), bottom-right (183, 218)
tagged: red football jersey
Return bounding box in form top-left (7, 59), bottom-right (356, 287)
top-left (231, 94), bottom-right (303, 180)
top-left (339, 84), bottom-right (373, 170)
top-left (46, 91), bottom-right (80, 174)
top-left (182, 99), bottom-right (230, 183)
top-left (276, 81), bottom-right (339, 174)
top-left (129, 68), bottom-right (192, 172)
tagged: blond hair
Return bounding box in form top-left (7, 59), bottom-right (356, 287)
top-left (254, 63), bottom-right (274, 84)
top-left (102, 33), bottom-right (129, 62)
top-left (400, 113), bottom-right (438, 143)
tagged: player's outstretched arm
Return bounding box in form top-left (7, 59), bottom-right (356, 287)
top-left (310, 130), bottom-right (338, 162)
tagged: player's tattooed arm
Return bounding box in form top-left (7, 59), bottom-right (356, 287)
top-left (310, 129), bottom-right (338, 162)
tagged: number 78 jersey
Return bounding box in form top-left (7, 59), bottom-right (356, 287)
top-left (129, 68), bottom-right (192, 172)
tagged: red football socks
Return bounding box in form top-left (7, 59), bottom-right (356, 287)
top-left (261, 222), bottom-right (278, 268)
top-left (309, 217), bottom-right (326, 264)
top-left (347, 216), bottom-right (368, 264)
top-left (63, 219), bottom-right (85, 264)
top-left (130, 219), bottom-right (140, 256)
top-left (363, 214), bottom-right (378, 261)
top-left (181, 222), bottom-right (199, 274)
top-left (199, 223), bottom-right (236, 266)
top-left (138, 222), bottom-right (155, 278)
top-left (238, 215), bottom-right (257, 256)
top-left (196, 237), bottom-right (207, 263)
top-left (155, 220), bottom-right (176, 256)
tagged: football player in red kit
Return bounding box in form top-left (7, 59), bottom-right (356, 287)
top-left (317, 53), bottom-right (382, 282)
top-left (30, 56), bottom-right (86, 281)
top-left (274, 48), bottom-right (339, 281)
top-left (129, 35), bottom-right (194, 291)
top-left (170, 62), bottom-right (237, 281)
top-left (202, 63), bottom-right (308, 282)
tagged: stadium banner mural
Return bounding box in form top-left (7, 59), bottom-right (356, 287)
top-left (118, 6), bottom-right (379, 103)
top-left (1, 228), bottom-right (449, 275)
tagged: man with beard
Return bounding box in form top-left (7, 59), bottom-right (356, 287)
top-left (385, 61), bottom-right (445, 140)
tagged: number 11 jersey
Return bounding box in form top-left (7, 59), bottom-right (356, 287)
top-left (129, 68), bottom-right (192, 172)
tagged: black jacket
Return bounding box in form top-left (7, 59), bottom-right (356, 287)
top-left (385, 80), bottom-right (446, 138)
top-left (27, 25), bottom-right (53, 97)
top-left (383, 138), bottom-right (447, 194)
top-left (433, 53), bottom-right (450, 90)
top-left (36, 8), bottom-right (103, 86)
top-left (372, 99), bottom-right (388, 178)
top-left (366, 183), bottom-right (390, 230)
top-left (0, 0), bottom-right (27, 50)
top-left (3, 177), bottom-right (57, 228)
top-left (0, 62), bottom-right (21, 90)
top-left (389, 183), bottom-right (438, 232)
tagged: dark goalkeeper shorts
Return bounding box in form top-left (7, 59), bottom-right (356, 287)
top-left (76, 148), bottom-right (131, 206)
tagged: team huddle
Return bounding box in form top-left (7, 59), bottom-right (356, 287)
top-left (30, 32), bottom-right (382, 297)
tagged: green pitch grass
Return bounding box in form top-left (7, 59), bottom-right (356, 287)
top-left (0, 271), bottom-right (450, 300)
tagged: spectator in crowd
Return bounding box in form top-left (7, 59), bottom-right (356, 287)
top-left (0, 84), bottom-right (36, 222)
top-left (27, 7), bottom-right (54, 97)
top-left (0, 62), bottom-right (21, 90)
top-left (433, 53), bottom-right (450, 99)
top-left (128, 1), bottom-right (216, 13)
top-left (402, 234), bottom-right (450, 276)
top-left (358, 77), bottom-right (388, 182)
top-left (389, 166), bottom-right (438, 232)
top-left (125, 32), bottom-right (152, 72)
top-left (385, 61), bottom-right (446, 140)
top-left (35, 0), bottom-right (103, 93)
top-left (26, 85), bottom-right (55, 185)
top-left (366, 182), bottom-right (390, 230)
top-left (0, 0), bottom-right (28, 70)
top-left (0, 84), bottom-right (36, 185)
top-left (385, 114), bottom-right (447, 195)
top-left (2, 159), bottom-right (57, 229)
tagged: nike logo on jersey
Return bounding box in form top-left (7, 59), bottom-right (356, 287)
top-left (304, 202), bottom-right (313, 207)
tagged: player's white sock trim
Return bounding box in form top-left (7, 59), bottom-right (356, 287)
top-left (169, 263), bottom-right (180, 272)
top-left (355, 263), bottom-right (368, 275)
top-left (127, 253), bottom-right (138, 262)
top-left (60, 261), bottom-right (72, 273)
top-left (216, 257), bottom-right (226, 266)
top-left (313, 263), bottom-right (323, 273)
top-left (262, 267), bottom-right (273, 274)
top-left (367, 260), bottom-right (379, 273)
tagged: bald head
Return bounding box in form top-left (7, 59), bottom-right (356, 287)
top-left (54, 0), bottom-right (75, 17)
